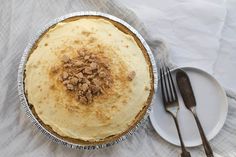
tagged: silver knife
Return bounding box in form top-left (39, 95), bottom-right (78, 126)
top-left (176, 69), bottom-right (214, 157)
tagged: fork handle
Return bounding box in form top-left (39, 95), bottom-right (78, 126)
top-left (192, 111), bottom-right (214, 157)
top-left (172, 116), bottom-right (191, 157)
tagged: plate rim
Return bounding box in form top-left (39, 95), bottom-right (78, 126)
top-left (149, 66), bottom-right (228, 147)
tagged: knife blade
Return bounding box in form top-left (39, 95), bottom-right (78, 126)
top-left (175, 69), bottom-right (196, 109)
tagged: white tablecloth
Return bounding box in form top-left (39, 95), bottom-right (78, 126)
top-left (120, 0), bottom-right (236, 92)
top-left (1, 0), bottom-right (236, 157)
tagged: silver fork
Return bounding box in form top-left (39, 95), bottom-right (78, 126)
top-left (160, 66), bottom-right (191, 157)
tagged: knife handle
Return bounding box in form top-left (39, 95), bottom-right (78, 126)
top-left (192, 110), bottom-right (214, 157)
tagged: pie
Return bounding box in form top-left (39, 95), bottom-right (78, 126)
top-left (24, 16), bottom-right (154, 144)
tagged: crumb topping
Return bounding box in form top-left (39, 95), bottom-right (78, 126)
top-left (127, 71), bottom-right (136, 81)
top-left (56, 49), bottom-right (113, 104)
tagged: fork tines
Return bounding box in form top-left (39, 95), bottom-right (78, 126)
top-left (160, 66), bottom-right (178, 106)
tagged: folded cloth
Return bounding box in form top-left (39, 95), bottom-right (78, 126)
top-left (0, 0), bottom-right (235, 157)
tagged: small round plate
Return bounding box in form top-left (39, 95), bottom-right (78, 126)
top-left (150, 66), bottom-right (228, 147)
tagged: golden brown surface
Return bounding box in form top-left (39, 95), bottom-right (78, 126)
top-left (55, 50), bottom-right (114, 104)
top-left (24, 16), bottom-right (154, 144)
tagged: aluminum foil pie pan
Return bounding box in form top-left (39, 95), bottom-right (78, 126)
top-left (17, 11), bottom-right (158, 149)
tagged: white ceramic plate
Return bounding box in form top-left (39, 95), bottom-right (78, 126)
top-left (150, 66), bottom-right (228, 147)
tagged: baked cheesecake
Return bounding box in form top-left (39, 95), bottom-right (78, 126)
top-left (24, 16), bottom-right (154, 144)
